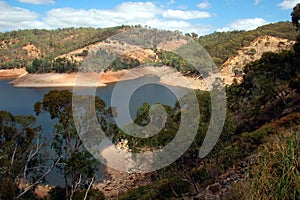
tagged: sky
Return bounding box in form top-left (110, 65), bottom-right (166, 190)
top-left (0, 0), bottom-right (299, 35)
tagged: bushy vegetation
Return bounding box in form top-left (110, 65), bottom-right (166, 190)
top-left (119, 18), bottom-right (300, 199)
top-left (227, 35), bottom-right (300, 133)
top-left (0, 26), bottom-right (126, 70)
top-left (1, 7), bottom-right (300, 199)
top-left (0, 22), bottom-right (297, 74)
top-left (0, 111), bottom-right (46, 199)
top-left (198, 22), bottom-right (298, 66)
top-left (25, 57), bottom-right (81, 73)
top-left (109, 56), bottom-right (141, 71)
top-left (234, 128), bottom-right (300, 200)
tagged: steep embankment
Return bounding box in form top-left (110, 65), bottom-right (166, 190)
top-left (220, 35), bottom-right (295, 85)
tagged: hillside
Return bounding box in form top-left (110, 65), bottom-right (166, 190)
top-left (0, 19), bottom-right (299, 199)
top-left (55, 39), bottom-right (157, 63)
top-left (220, 35), bottom-right (295, 85)
top-left (0, 22), bottom-right (298, 71)
top-left (1, 23), bottom-right (297, 90)
top-left (198, 22), bottom-right (298, 66)
top-left (0, 26), bottom-right (127, 69)
top-left (116, 35), bottom-right (300, 200)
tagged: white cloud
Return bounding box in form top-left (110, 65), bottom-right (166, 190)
top-left (0, 1), bottom-right (47, 31)
top-left (115, 2), bottom-right (162, 15)
top-left (18, 0), bottom-right (55, 5)
top-left (146, 19), bottom-right (212, 35)
top-left (43, 2), bottom-right (213, 35)
top-left (254, 0), bottom-right (260, 5)
top-left (218, 18), bottom-right (268, 32)
top-left (197, 0), bottom-right (211, 9)
top-left (0, 1), bottom-right (213, 35)
top-left (44, 2), bottom-right (163, 28)
top-left (163, 9), bottom-right (212, 20)
top-left (278, 0), bottom-right (300, 10)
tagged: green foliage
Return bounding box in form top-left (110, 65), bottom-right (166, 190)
top-left (113, 102), bottom-right (177, 151)
top-left (119, 178), bottom-right (189, 200)
top-left (35, 90), bottom-right (99, 198)
top-left (234, 130), bottom-right (300, 200)
top-left (0, 22), bottom-right (297, 72)
top-left (109, 56), bottom-right (141, 71)
top-left (291, 3), bottom-right (300, 31)
top-left (35, 90), bottom-right (115, 199)
top-left (227, 39), bottom-right (300, 133)
top-left (114, 90), bottom-right (236, 197)
top-left (240, 125), bottom-right (276, 148)
top-left (198, 22), bottom-right (298, 66)
top-left (0, 26), bottom-right (124, 70)
top-left (72, 189), bottom-right (105, 200)
top-left (0, 111), bottom-right (44, 199)
top-left (219, 112), bottom-right (300, 171)
top-left (155, 50), bottom-right (195, 75)
top-left (26, 57), bottom-right (80, 73)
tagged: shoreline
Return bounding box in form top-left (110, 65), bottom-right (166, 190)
top-left (5, 66), bottom-right (209, 90)
top-left (0, 68), bottom-right (28, 79)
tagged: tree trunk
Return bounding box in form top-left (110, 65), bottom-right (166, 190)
top-left (65, 174), bottom-right (69, 199)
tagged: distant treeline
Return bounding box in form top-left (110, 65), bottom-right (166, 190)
top-left (0, 22), bottom-right (298, 73)
top-left (26, 57), bottom-right (80, 73)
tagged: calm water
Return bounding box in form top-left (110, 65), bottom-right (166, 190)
top-left (0, 77), bottom-right (187, 185)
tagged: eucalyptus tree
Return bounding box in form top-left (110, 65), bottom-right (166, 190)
top-left (0, 111), bottom-right (58, 199)
top-left (35, 90), bottom-right (114, 199)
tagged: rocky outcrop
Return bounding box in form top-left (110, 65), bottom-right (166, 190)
top-left (220, 35), bottom-right (295, 85)
top-left (56, 39), bottom-right (157, 63)
top-left (22, 43), bottom-right (43, 59)
top-left (94, 168), bottom-right (150, 199)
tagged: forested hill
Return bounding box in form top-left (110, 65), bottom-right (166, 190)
top-left (0, 22), bottom-right (298, 70)
top-left (0, 26), bottom-right (128, 69)
top-left (197, 22), bottom-right (298, 65)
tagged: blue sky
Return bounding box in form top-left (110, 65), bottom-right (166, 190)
top-left (0, 0), bottom-right (299, 34)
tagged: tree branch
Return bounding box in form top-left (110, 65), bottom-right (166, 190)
top-left (10, 144), bottom-right (18, 167)
top-left (70, 174), bottom-right (82, 200)
top-left (17, 156), bottom-right (62, 199)
top-left (84, 176), bottom-right (95, 200)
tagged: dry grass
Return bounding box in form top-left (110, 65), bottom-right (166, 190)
top-left (233, 127), bottom-right (300, 200)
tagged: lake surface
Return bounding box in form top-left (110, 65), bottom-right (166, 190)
top-left (0, 76), bottom-right (187, 185)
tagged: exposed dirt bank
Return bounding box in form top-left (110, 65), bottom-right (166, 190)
top-left (9, 66), bottom-right (209, 90)
top-left (0, 68), bottom-right (27, 79)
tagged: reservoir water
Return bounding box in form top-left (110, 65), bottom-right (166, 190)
top-left (0, 76), bottom-right (187, 185)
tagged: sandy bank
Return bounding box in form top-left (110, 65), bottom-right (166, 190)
top-left (10, 70), bottom-right (130, 88)
top-left (95, 140), bottom-right (151, 198)
top-left (0, 68), bottom-right (27, 79)
top-left (10, 66), bottom-right (209, 90)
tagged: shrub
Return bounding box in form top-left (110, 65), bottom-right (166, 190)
top-left (73, 189), bottom-right (105, 200)
top-left (234, 130), bottom-right (300, 199)
top-left (241, 125), bottom-right (276, 146)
